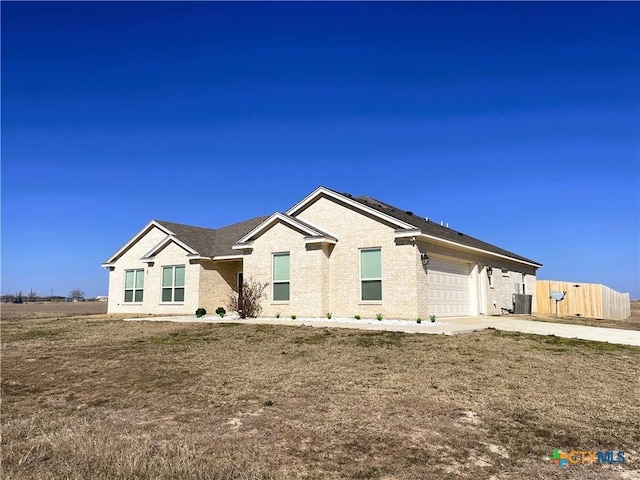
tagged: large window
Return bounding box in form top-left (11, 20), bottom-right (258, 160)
top-left (162, 265), bottom-right (185, 302)
top-left (272, 252), bottom-right (290, 302)
top-left (124, 269), bottom-right (144, 303)
top-left (360, 248), bottom-right (382, 301)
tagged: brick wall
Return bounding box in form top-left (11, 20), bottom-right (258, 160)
top-left (198, 259), bottom-right (242, 314)
top-left (294, 196), bottom-right (422, 319)
top-left (107, 227), bottom-right (202, 315)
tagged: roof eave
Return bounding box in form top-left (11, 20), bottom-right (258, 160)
top-left (304, 236), bottom-right (338, 245)
top-left (408, 232), bottom-right (542, 268)
top-left (211, 254), bottom-right (244, 261)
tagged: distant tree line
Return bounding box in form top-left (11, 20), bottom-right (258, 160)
top-left (2, 288), bottom-right (89, 303)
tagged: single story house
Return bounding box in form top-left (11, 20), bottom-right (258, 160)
top-left (102, 186), bottom-right (542, 318)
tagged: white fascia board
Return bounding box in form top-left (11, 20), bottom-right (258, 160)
top-left (235, 212), bottom-right (323, 244)
top-left (140, 235), bottom-right (199, 260)
top-left (394, 229), bottom-right (422, 238)
top-left (232, 242), bottom-right (253, 250)
top-left (211, 254), bottom-right (244, 261)
top-left (304, 236), bottom-right (338, 245)
top-left (103, 220), bottom-right (173, 264)
top-left (412, 232), bottom-right (542, 268)
top-left (186, 254), bottom-right (210, 260)
top-left (286, 187), bottom-right (416, 230)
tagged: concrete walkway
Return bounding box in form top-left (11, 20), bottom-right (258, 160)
top-left (126, 315), bottom-right (640, 347)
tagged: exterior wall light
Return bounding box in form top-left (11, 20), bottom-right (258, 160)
top-left (421, 253), bottom-right (430, 265)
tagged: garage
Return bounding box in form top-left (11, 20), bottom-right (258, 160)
top-left (427, 258), bottom-right (472, 317)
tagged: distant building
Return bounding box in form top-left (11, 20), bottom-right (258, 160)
top-left (96, 296), bottom-right (108, 302)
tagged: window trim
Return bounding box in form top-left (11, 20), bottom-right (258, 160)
top-left (124, 269), bottom-right (144, 303)
top-left (272, 252), bottom-right (290, 303)
top-left (161, 265), bottom-right (185, 303)
top-left (359, 247), bottom-right (382, 303)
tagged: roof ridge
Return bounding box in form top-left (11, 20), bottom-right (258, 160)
top-left (154, 219), bottom-right (219, 233)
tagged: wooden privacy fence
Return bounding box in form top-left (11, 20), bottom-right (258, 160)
top-left (536, 280), bottom-right (631, 320)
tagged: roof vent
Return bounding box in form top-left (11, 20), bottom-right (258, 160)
top-left (342, 192), bottom-right (352, 198)
top-left (425, 216), bottom-right (429, 222)
top-left (405, 211), bottom-right (413, 215)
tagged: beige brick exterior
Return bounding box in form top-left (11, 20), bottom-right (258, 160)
top-left (197, 259), bottom-right (242, 314)
top-left (107, 231), bottom-right (202, 315)
top-left (105, 190), bottom-right (539, 318)
top-left (298, 197), bottom-right (421, 319)
top-left (242, 222), bottom-right (328, 317)
top-left (107, 226), bottom-right (238, 316)
top-left (241, 196), bottom-right (426, 319)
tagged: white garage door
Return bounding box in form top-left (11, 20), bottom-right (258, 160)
top-left (427, 258), bottom-right (472, 317)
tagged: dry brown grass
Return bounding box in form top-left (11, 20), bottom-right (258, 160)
top-left (2, 312), bottom-right (639, 479)
top-left (0, 301), bottom-right (108, 321)
top-left (529, 300), bottom-right (640, 331)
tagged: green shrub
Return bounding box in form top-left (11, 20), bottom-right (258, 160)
top-left (275, 312), bottom-right (281, 318)
top-left (376, 313), bottom-right (383, 321)
top-left (263, 399), bottom-right (274, 407)
top-left (430, 315), bottom-right (437, 323)
top-left (326, 312), bottom-right (332, 319)
top-left (354, 314), bottom-right (361, 320)
top-left (291, 314), bottom-right (297, 320)
top-left (195, 308), bottom-right (207, 318)
top-left (215, 307), bottom-right (226, 318)
top-left (416, 318), bottom-right (422, 324)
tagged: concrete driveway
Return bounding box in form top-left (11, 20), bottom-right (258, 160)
top-left (477, 316), bottom-right (639, 346)
top-left (127, 315), bottom-right (640, 347)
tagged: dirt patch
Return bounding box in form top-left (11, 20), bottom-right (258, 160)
top-left (2, 315), bottom-right (638, 479)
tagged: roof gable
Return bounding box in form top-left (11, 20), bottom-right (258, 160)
top-left (140, 234), bottom-right (199, 261)
top-left (103, 216), bottom-right (269, 266)
top-left (102, 220), bottom-right (173, 265)
top-left (286, 186), bottom-right (416, 230)
top-left (234, 213), bottom-right (337, 249)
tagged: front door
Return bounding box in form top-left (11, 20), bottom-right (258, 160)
top-left (237, 272), bottom-right (244, 304)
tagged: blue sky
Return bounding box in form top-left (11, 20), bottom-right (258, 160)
top-left (2, 2), bottom-right (639, 299)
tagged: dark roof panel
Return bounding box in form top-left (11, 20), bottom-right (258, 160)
top-left (155, 216), bottom-right (268, 258)
top-left (352, 195), bottom-right (541, 266)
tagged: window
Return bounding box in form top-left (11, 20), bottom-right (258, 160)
top-left (124, 269), bottom-right (144, 303)
top-left (272, 253), bottom-right (290, 302)
top-left (162, 265), bottom-right (185, 302)
top-left (360, 248), bottom-right (382, 301)
top-left (501, 268), bottom-right (509, 277)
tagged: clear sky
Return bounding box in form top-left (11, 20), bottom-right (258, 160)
top-left (2, 2), bottom-right (639, 299)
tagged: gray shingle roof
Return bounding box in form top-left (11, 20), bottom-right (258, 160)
top-left (152, 187), bottom-right (540, 266)
top-left (155, 216), bottom-right (269, 258)
top-left (350, 194), bottom-right (541, 266)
